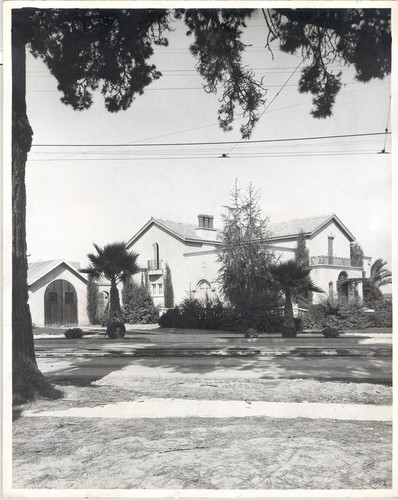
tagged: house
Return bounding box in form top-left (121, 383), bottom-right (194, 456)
top-left (126, 213), bottom-right (371, 307)
top-left (28, 260), bottom-right (90, 327)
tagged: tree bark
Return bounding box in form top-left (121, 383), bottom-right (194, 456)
top-left (12, 19), bottom-right (61, 403)
top-left (283, 288), bottom-right (296, 331)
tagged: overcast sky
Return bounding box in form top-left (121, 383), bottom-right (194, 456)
top-left (24, 9), bottom-right (392, 272)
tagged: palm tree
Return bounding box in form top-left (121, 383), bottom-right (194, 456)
top-left (363, 258), bottom-right (392, 307)
top-left (270, 260), bottom-right (324, 337)
top-left (369, 258), bottom-right (392, 288)
top-left (80, 242), bottom-right (139, 337)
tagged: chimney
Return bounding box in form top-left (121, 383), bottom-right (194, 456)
top-left (197, 214), bottom-right (214, 230)
top-left (196, 214), bottom-right (216, 240)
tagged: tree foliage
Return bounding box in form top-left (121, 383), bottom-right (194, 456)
top-left (163, 263), bottom-right (175, 309)
top-left (350, 241), bottom-right (364, 266)
top-left (363, 258), bottom-right (392, 307)
top-left (264, 8), bottom-right (391, 118)
top-left (270, 259), bottom-right (323, 336)
top-left (80, 242), bottom-right (139, 335)
top-left (217, 182), bottom-right (278, 313)
top-left (86, 275), bottom-right (100, 324)
top-left (123, 281), bottom-right (159, 324)
top-left (295, 230), bottom-right (311, 306)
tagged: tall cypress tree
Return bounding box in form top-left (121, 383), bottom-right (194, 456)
top-left (164, 263), bottom-right (175, 309)
top-left (295, 230), bottom-right (312, 306)
top-left (86, 275), bottom-right (99, 325)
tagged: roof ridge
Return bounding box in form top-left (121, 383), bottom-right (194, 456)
top-left (270, 213), bottom-right (334, 225)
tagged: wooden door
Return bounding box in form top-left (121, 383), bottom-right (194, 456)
top-left (44, 280), bottom-right (78, 326)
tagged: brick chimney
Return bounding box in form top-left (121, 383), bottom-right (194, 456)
top-left (195, 214), bottom-right (217, 240)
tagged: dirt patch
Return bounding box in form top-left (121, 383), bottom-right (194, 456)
top-left (12, 416), bottom-right (392, 489)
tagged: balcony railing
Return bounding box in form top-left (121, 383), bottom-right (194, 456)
top-left (147, 259), bottom-right (163, 271)
top-left (310, 255), bottom-right (362, 268)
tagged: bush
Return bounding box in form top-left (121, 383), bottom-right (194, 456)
top-left (106, 323), bottom-right (126, 339)
top-left (281, 325), bottom-right (297, 338)
top-left (244, 328), bottom-right (259, 339)
top-left (122, 282), bottom-right (159, 324)
top-left (64, 328), bottom-right (84, 339)
top-left (372, 297), bottom-right (392, 327)
top-left (158, 308), bottom-right (182, 328)
top-left (322, 326), bottom-right (340, 338)
top-left (303, 298), bottom-right (373, 331)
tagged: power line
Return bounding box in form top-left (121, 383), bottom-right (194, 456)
top-left (31, 132), bottom-right (390, 148)
top-left (27, 151), bottom-right (385, 162)
top-left (224, 58), bottom-right (305, 157)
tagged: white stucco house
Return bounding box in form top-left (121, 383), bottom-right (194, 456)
top-left (28, 260), bottom-right (90, 327)
top-left (126, 213), bottom-right (371, 307)
top-left (27, 213), bottom-right (372, 327)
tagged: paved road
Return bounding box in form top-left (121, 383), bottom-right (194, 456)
top-left (37, 353), bottom-right (392, 386)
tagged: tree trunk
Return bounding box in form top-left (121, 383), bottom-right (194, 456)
top-left (109, 280), bottom-right (121, 315)
top-left (12, 25), bottom-right (61, 403)
top-left (282, 288), bottom-right (297, 336)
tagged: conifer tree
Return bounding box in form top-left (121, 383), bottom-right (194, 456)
top-left (164, 263), bottom-right (175, 309)
top-left (86, 275), bottom-right (99, 325)
top-left (217, 182), bottom-right (278, 313)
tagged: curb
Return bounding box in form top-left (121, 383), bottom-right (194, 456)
top-left (36, 347), bottom-right (392, 358)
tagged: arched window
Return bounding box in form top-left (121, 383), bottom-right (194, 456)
top-left (195, 279), bottom-right (212, 300)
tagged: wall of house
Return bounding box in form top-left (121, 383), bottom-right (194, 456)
top-left (183, 249), bottom-right (221, 300)
top-left (310, 266), bottom-right (364, 303)
top-left (307, 220), bottom-right (351, 258)
top-left (28, 265), bottom-right (89, 327)
top-left (128, 225), bottom-right (219, 306)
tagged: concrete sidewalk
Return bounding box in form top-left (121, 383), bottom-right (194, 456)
top-left (24, 398), bottom-right (392, 421)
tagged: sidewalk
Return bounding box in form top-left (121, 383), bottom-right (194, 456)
top-left (23, 398), bottom-right (392, 421)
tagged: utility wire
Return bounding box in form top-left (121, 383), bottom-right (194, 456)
top-left (31, 132), bottom-right (390, 148)
top-left (223, 58), bottom-right (305, 157)
top-left (381, 95), bottom-right (391, 153)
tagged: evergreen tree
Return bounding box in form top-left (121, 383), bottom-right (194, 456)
top-left (295, 230), bottom-right (312, 306)
top-left (217, 182), bottom-right (278, 314)
top-left (86, 275), bottom-right (99, 325)
top-left (164, 263), bottom-right (175, 309)
top-left (350, 242), bottom-right (364, 267)
top-left (123, 282), bottom-right (159, 324)
top-left (295, 230), bottom-right (310, 267)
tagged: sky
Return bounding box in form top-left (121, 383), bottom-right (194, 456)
top-left (23, 9), bottom-right (392, 274)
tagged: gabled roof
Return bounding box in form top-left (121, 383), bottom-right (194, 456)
top-left (268, 213), bottom-right (355, 241)
top-left (127, 213), bottom-right (356, 248)
top-left (126, 217), bottom-right (220, 247)
top-left (28, 260), bottom-right (88, 286)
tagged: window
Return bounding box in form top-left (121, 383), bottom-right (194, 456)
top-left (158, 283), bottom-right (163, 295)
top-left (152, 284), bottom-right (156, 295)
top-left (48, 292), bottom-right (57, 303)
top-left (65, 293), bottom-right (74, 304)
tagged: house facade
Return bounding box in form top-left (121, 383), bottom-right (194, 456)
top-left (126, 213), bottom-right (371, 307)
top-left (28, 260), bottom-right (90, 327)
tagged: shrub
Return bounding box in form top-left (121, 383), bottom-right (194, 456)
top-left (372, 297), bottom-right (392, 327)
top-left (64, 328), bottom-right (84, 339)
top-left (303, 298), bottom-right (373, 331)
top-left (322, 326), bottom-right (340, 338)
top-left (281, 325), bottom-right (297, 338)
top-left (122, 282), bottom-right (159, 324)
top-left (244, 328), bottom-right (259, 339)
top-left (158, 308), bottom-right (182, 328)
